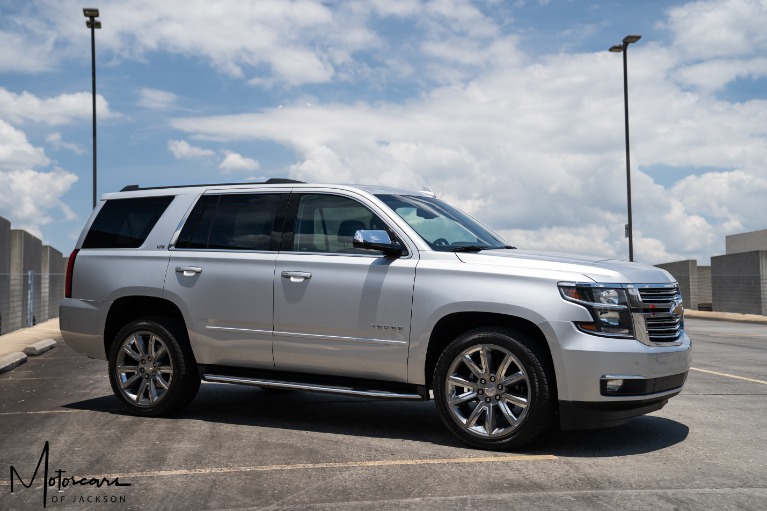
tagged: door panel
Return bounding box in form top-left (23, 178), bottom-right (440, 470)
top-left (273, 253), bottom-right (416, 381)
top-left (164, 192), bottom-right (285, 368)
top-left (273, 193), bottom-right (417, 382)
top-left (166, 251), bottom-right (276, 368)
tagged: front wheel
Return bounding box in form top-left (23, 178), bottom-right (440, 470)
top-left (108, 318), bottom-right (200, 416)
top-left (433, 327), bottom-right (555, 450)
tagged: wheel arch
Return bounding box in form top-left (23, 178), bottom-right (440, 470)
top-left (424, 312), bottom-right (557, 397)
top-left (104, 296), bottom-right (188, 357)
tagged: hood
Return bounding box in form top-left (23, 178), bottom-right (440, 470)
top-left (454, 249), bottom-right (675, 284)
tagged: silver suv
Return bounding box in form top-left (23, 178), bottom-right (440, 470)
top-left (60, 180), bottom-right (691, 449)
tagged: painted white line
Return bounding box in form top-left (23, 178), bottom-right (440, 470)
top-left (690, 367), bottom-right (767, 385)
top-left (0, 409), bottom-right (87, 416)
top-left (89, 455), bottom-right (557, 480)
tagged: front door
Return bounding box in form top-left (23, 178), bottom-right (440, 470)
top-left (273, 193), bottom-right (417, 382)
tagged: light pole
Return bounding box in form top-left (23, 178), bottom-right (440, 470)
top-left (83, 8), bottom-right (101, 209)
top-left (609, 34), bottom-right (641, 262)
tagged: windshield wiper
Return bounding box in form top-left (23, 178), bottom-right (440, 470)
top-left (447, 246), bottom-right (487, 252)
top-left (447, 245), bottom-right (517, 252)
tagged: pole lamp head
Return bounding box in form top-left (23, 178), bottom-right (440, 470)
top-left (609, 35), bottom-right (642, 53)
top-left (83, 8), bottom-right (101, 29)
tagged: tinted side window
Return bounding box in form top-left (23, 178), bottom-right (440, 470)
top-left (83, 196), bottom-right (174, 249)
top-left (177, 194), bottom-right (281, 251)
top-left (293, 194), bottom-right (387, 255)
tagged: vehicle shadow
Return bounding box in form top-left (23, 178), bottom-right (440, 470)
top-left (64, 383), bottom-right (688, 457)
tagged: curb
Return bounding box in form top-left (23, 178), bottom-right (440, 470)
top-left (23, 339), bottom-right (57, 356)
top-left (0, 340), bottom-right (57, 375)
top-left (0, 352), bottom-right (28, 374)
top-left (685, 310), bottom-right (767, 325)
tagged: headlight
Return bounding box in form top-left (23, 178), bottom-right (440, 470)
top-left (559, 284), bottom-right (633, 337)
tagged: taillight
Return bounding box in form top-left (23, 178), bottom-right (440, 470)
top-left (65, 249), bottom-right (79, 298)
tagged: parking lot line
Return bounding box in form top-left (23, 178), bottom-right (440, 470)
top-left (690, 367), bottom-right (767, 385)
top-left (0, 409), bottom-right (87, 416)
top-left (87, 455), bottom-right (557, 480)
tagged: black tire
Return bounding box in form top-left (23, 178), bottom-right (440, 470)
top-left (108, 318), bottom-right (200, 416)
top-left (433, 327), bottom-right (555, 450)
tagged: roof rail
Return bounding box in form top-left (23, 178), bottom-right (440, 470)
top-left (120, 178), bottom-right (304, 192)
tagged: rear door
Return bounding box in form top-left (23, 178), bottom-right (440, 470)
top-left (165, 192), bottom-right (288, 368)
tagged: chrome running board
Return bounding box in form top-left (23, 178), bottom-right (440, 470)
top-left (202, 374), bottom-right (427, 401)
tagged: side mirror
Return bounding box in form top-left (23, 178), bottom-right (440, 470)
top-left (353, 230), bottom-right (404, 257)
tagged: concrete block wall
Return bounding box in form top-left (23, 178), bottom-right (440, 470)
top-left (726, 229), bottom-right (767, 255)
top-left (41, 245), bottom-right (65, 322)
top-left (654, 229), bottom-right (767, 314)
top-left (711, 251), bottom-right (767, 315)
top-left (9, 230), bottom-right (43, 331)
top-left (0, 215), bottom-right (67, 334)
top-left (0, 216), bottom-right (10, 335)
top-left (656, 260), bottom-right (698, 310)
top-left (697, 266), bottom-right (712, 310)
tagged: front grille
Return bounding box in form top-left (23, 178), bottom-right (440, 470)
top-left (638, 286), bottom-right (679, 304)
top-left (637, 285), bottom-right (683, 344)
top-left (645, 316), bottom-right (682, 342)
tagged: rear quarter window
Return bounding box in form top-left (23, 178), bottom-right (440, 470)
top-left (82, 196), bottom-right (175, 248)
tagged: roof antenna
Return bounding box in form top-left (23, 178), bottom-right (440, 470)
top-left (421, 186), bottom-right (436, 198)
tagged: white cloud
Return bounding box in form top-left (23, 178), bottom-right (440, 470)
top-left (503, 225), bottom-right (620, 260)
top-left (0, 88), bottom-right (113, 126)
top-left (46, 132), bottom-right (84, 155)
top-left (0, 120), bottom-right (50, 171)
top-left (137, 88), bottom-right (180, 109)
top-left (663, 0), bottom-right (767, 60)
top-left (0, 168), bottom-right (78, 238)
top-left (673, 170), bottom-right (767, 230)
top-left (167, 141), bottom-right (260, 174)
top-left (673, 57), bottom-right (767, 93)
top-left (663, 0), bottom-right (767, 95)
top-left (219, 151), bottom-right (260, 172)
top-left (15, 0), bottom-right (520, 88)
top-left (0, 121), bottom-right (77, 240)
top-left (0, 28), bottom-right (55, 73)
top-left (167, 139), bottom-right (215, 159)
top-left (28, 0), bottom-right (376, 87)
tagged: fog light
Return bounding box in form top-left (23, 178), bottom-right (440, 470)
top-left (605, 379), bottom-right (624, 393)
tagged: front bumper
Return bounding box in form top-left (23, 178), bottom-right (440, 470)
top-left (541, 320), bottom-right (692, 430)
top-left (559, 392), bottom-right (682, 430)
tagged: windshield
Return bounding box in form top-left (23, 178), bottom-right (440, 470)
top-left (376, 194), bottom-right (509, 251)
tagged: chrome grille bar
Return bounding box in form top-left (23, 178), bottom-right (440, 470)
top-left (635, 284), bottom-right (683, 344)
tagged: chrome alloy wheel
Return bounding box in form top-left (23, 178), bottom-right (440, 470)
top-left (445, 344), bottom-right (530, 438)
top-left (114, 330), bottom-right (174, 407)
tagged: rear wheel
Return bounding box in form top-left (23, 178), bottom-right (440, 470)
top-left (433, 327), bottom-right (554, 450)
top-left (108, 318), bottom-right (200, 416)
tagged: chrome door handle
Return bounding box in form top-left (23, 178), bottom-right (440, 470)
top-left (176, 266), bottom-right (202, 276)
top-left (281, 271), bottom-right (312, 282)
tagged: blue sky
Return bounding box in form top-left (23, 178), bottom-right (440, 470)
top-left (1, 0), bottom-right (766, 264)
